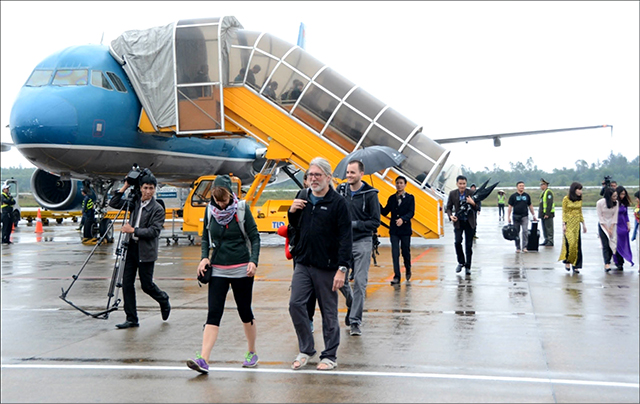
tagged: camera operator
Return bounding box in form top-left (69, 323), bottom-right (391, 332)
top-left (600, 176), bottom-right (617, 196)
top-left (446, 175), bottom-right (478, 275)
top-left (108, 171), bottom-right (170, 329)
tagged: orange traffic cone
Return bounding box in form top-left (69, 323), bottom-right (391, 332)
top-left (35, 208), bottom-right (44, 233)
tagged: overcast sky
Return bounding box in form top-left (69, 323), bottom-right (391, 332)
top-left (1, 1), bottom-right (638, 172)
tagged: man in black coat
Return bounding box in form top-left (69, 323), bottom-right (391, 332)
top-left (445, 175), bottom-right (478, 275)
top-left (380, 176), bottom-right (415, 285)
top-left (108, 172), bottom-right (170, 329)
top-left (288, 157), bottom-right (352, 371)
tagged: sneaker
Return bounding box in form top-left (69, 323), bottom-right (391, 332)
top-left (242, 351), bottom-right (259, 368)
top-left (523, 248), bottom-right (528, 253)
top-left (350, 324), bottom-right (362, 336)
top-left (187, 354), bottom-right (209, 374)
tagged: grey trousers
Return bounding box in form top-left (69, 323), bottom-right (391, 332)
top-left (289, 263), bottom-right (340, 361)
top-left (348, 238), bottom-right (372, 326)
top-left (513, 215), bottom-right (529, 250)
top-left (541, 216), bottom-right (554, 244)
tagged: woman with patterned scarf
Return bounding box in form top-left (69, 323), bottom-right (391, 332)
top-left (187, 175), bottom-right (261, 374)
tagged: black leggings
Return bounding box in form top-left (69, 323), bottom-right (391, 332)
top-left (206, 276), bottom-right (255, 326)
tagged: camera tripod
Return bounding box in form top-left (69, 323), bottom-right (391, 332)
top-left (59, 194), bottom-right (136, 319)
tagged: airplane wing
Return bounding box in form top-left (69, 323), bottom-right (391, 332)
top-left (434, 125), bottom-right (613, 147)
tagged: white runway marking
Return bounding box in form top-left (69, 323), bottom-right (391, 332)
top-left (2, 364), bottom-right (637, 389)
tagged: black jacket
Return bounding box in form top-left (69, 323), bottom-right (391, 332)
top-left (109, 191), bottom-right (165, 262)
top-left (380, 192), bottom-right (415, 236)
top-left (445, 189), bottom-right (478, 229)
top-left (336, 181), bottom-right (380, 242)
top-left (288, 186), bottom-right (352, 271)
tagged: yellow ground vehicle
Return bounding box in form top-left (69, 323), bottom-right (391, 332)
top-left (182, 175), bottom-right (293, 237)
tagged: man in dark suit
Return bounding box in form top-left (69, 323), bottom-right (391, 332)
top-left (108, 171), bottom-right (170, 329)
top-left (380, 176), bottom-right (415, 285)
top-left (445, 175), bottom-right (478, 275)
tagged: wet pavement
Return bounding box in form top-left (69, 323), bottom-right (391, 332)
top-left (1, 207), bottom-right (638, 403)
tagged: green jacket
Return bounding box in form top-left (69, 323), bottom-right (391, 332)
top-left (201, 202), bottom-right (260, 266)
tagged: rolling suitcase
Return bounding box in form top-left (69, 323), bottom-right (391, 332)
top-left (527, 220), bottom-right (540, 251)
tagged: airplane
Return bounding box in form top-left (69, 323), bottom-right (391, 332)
top-left (7, 16), bottom-right (611, 240)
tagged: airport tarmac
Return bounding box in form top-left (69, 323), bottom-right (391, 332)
top-left (1, 207), bottom-right (638, 403)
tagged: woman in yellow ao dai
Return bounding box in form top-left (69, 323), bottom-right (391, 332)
top-left (559, 183), bottom-right (586, 273)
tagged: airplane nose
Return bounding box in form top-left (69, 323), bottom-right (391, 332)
top-left (10, 90), bottom-right (78, 143)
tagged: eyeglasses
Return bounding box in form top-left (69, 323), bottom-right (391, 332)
top-left (307, 172), bottom-right (325, 178)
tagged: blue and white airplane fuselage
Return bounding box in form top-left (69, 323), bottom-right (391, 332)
top-left (10, 45), bottom-right (263, 210)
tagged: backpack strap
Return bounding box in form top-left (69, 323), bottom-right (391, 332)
top-left (235, 200), bottom-right (252, 253)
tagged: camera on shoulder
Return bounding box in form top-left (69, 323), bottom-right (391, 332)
top-left (126, 164), bottom-right (152, 188)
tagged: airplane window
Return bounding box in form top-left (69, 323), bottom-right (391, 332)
top-left (25, 70), bottom-right (53, 87)
top-left (91, 70), bottom-right (113, 90)
top-left (106, 72), bottom-right (127, 93)
top-left (52, 69), bottom-right (88, 86)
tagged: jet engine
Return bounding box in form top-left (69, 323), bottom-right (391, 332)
top-left (30, 169), bottom-right (84, 211)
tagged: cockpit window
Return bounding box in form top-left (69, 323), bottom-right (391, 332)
top-left (52, 69), bottom-right (88, 86)
top-left (25, 70), bottom-right (53, 87)
top-left (106, 72), bottom-right (127, 93)
top-left (91, 70), bottom-right (113, 90)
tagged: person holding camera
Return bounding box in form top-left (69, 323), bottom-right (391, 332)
top-left (187, 175), bottom-right (261, 374)
top-left (600, 177), bottom-right (617, 196)
top-left (446, 175), bottom-right (478, 275)
top-left (108, 171), bottom-right (170, 329)
top-left (1, 183), bottom-right (16, 245)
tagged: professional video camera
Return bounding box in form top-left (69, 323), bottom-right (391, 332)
top-left (602, 175), bottom-right (612, 187)
top-left (124, 164), bottom-right (152, 200)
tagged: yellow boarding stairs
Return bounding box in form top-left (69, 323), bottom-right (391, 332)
top-left (221, 87), bottom-right (444, 239)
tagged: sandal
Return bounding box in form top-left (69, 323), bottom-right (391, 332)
top-left (291, 352), bottom-right (312, 370)
top-left (316, 358), bottom-right (338, 371)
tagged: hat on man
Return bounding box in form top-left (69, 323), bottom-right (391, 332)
top-left (540, 178), bottom-right (549, 185)
top-left (2, 183), bottom-right (10, 190)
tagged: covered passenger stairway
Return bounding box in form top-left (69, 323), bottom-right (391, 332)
top-left (110, 16), bottom-right (451, 238)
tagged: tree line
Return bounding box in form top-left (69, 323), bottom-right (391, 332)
top-left (461, 152), bottom-right (639, 189)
